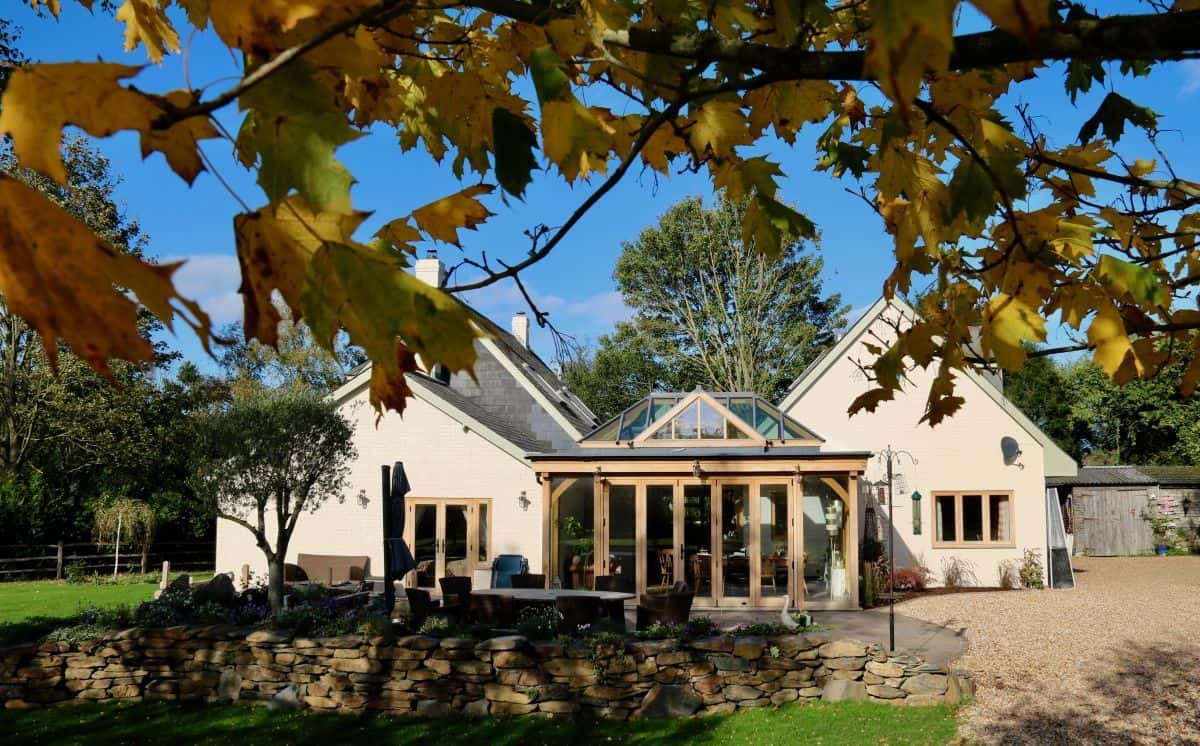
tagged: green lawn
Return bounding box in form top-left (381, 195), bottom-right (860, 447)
top-left (0, 700), bottom-right (958, 745)
top-left (0, 574), bottom-right (210, 645)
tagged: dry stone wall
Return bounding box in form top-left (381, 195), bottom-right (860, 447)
top-left (0, 627), bottom-right (971, 718)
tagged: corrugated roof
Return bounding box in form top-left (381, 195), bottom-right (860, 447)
top-left (1135, 465), bottom-right (1200, 486)
top-left (1047, 466), bottom-right (1155, 487)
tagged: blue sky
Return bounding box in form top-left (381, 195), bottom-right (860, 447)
top-left (10, 4), bottom-right (1200, 369)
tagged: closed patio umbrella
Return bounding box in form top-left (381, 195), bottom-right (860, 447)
top-left (382, 462), bottom-right (416, 615)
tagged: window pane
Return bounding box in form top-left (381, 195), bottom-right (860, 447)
top-left (608, 485), bottom-right (635, 592)
top-left (672, 402), bottom-right (701, 439)
top-left (646, 485), bottom-right (674, 589)
top-left (962, 494), bottom-right (983, 541)
top-left (478, 503), bottom-right (489, 562)
top-left (720, 484), bottom-right (750, 598)
top-left (759, 484), bottom-right (788, 599)
top-left (650, 397), bottom-right (677, 422)
top-left (729, 397), bottom-right (755, 428)
top-left (801, 477), bottom-right (848, 602)
top-left (413, 504), bottom-right (437, 589)
top-left (683, 484), bottom-right (712, 595)
top-left (728, 421), bottom-right (752, 439)
top-left (552, 477), bottom-right (595, 589)
top-left (990, 494), bottom-right (1011, 542)
top-left (754, 402), bottom-right (782, 438)
top-left (699, 401), bottom-right (725, 439)
top-left (617, 399), bottom-right (649, 440)
top-left (936, 495), bottom-right (957, 542)
top-left (590, 417), bottom-right (621, 441)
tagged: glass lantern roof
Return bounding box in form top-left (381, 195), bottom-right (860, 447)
top-left (582, 390), bottom-right (821, 444)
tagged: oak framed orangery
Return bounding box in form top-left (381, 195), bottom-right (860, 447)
top-left (529, 390), bottom-right (870, 611)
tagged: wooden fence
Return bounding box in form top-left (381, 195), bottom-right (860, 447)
top-left (0, 540), bottom-right (215, 581)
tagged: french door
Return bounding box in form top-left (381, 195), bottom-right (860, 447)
top-left (597, 480), bottom-right (794, 607)
top-left (405, 499), bottom-right (491, 595)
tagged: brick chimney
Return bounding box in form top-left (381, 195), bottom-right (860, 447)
top-left (511, 311), bottom-right (530, 348)
top-left (415, 250), bottom-right (445, 288)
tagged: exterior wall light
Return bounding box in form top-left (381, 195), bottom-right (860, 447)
top-left (518, 490), bottom-right (530, 511)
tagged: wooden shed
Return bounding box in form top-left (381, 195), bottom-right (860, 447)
top-left (1048, 466), bottom-right (1200, 556)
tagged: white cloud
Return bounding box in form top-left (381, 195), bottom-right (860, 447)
top-left (162, 253), bottom-right (243, 325)
top-left (1183, 60), bottom-right (1200, 95)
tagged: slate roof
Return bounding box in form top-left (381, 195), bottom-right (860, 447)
top-left (408, 372), bottom-right (546, 453)
top-left (466, 309), bottom-right (597, 436)
top-left (1045, 465), bottom-right (1200, 488)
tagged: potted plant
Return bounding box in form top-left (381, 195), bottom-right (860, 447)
top-left (560, 516), bottom-right (595, 588)
top-left (1141, 505), bottom-right (1173, 555)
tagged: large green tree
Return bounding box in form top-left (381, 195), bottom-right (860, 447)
top-left (1008, 346), bottom-right (1200, 465)
top-left (562, 322), bottom-right (680, 421)
top-left (577, 195), bottom-right (845, 413)
top-left (190, 390), bottom-right (356, 612)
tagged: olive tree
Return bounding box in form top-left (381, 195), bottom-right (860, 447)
top-left (190, 390), bottom-right (356, 612)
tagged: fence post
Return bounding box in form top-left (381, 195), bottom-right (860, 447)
top-left (55, 542), bottom-right (64, 580)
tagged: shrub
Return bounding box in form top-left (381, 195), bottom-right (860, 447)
top-left (891, 567), bottom-right (928, 591)
top-left (64, 561), bottom-right (87, 585)
top-left (516, 604), bottom-right (560, 640)
top-left (1019, 548), bottom-right (1045, 589)
top-left (940, 556), bottom-right (977, 588)
top-left (997, 559), bottom-right (1020, 589)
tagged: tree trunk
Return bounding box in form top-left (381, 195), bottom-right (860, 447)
top-left (267, 555), bottom-right (286, 614)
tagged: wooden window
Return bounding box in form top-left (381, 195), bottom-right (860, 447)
top-left (932, 492), bottom-right (1015, 547)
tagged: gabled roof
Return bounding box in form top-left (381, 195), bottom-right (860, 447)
top-left (330, 369), bottom-right (542, 463)
top-left (779, 296), bottom-right (1078, 478)
top-left (581, 389), bottom-right (822, 446)
top-left (329, 297), bottom-right (597, 457)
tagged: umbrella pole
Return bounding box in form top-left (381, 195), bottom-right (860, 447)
top-left (382, 465), bottom-right (393, 618)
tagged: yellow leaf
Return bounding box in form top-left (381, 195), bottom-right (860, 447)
top-left (864, 0), bottom-right (956, 105)
top-left (115, 0), bottom-right (180, 64)
top-left (138, 90), bottom-right (220, 184)
top-left (541, 99), bottom-right (615, 182)
top-left (233, 197), bottom-right (369, 345)
top-left (208, 2), bottom-right (374, 53)
top-left (374, 217), bottom-right (422, 255)
top-left (0, 63), bottom-right (158, 185)
top-left (1088, 304), bottom-right (1141, 379)
top-left (982, 293), bottom-right (1046, 370)
top-left (686, 99), bottom-right (751, 155)
top-left (305, 241), bottom-right (480, 417)
top-left (746, 81), bottom-right (837, 143)
top-left (969, 0), bottom-right (1052, 40)
top-left (0, 174), bottom-right (211, 375)
top-left (1128, 158), bottom-right (1157, 178)
top-left (711, 156), bottom-right (783, 201)
top-left (410, 185), bottom-right (495, 247)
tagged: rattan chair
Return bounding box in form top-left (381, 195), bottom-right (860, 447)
top-left (439, 576), bottom-right (472, 610)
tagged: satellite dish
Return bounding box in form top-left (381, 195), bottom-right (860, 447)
top-left (1001, 436), bottom-right (1023, 466)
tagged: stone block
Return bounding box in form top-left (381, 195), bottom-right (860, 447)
top-left (901, 673), bottom-right (948, 695)
top-left (905, 694), bottom-right (945, 707)
top-left (821, 679), bottom-right (867, 702)
top-left (490, 702), bottom-right (536, 715)
top-left (484, 683), bottom-right (533, 705)
top-left (724, 685), bottom-right (762, 702)
top-left (819, 640), bottom-right (869, 659)
top-left (710, 655), bottom-right (750, 672)
top-left (736, 697), bottom-right (770, 708)
top-left (823, 656), bottom-right (868, 671)
top-left (332, 658), bottom-right (380, 674)
top-left (866, 660), bottom-right (904, 678)
top-left (687, 637), bottom-right (732, 653)
top-left (631, 684), bottom-right (701, 719)
top-left (538, 700), bottom-right (580, 715)
top-left (731, 636), bottom-right (766, 660)
top-left (770, 688), bottom-right (799, 705)
top-left (542, 658), bottom-right (595, 678)
top-left (462, 699), bottom-right (491, 717)
top-left (474, 636), bottom-right (524, 652)
top-left (867, 684), bottom-right (905, 700)
top-left (493, 651), bottom-right (535, 669)
top-left (832, 670), bottom-right (863, 681)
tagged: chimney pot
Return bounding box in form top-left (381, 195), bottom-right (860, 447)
top-left (511, 311), bottom-right (530, 348)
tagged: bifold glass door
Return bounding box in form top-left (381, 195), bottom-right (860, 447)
top-left (596, 480), bottom-right (792, 606)
top-left (405, 499), bottom-right (490, 594)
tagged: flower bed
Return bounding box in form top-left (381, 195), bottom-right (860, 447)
top-left (0, 626), bottom-right (971, 718)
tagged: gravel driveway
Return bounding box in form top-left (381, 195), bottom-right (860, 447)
top-left (899, 556), bottom-right (1200, 745)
